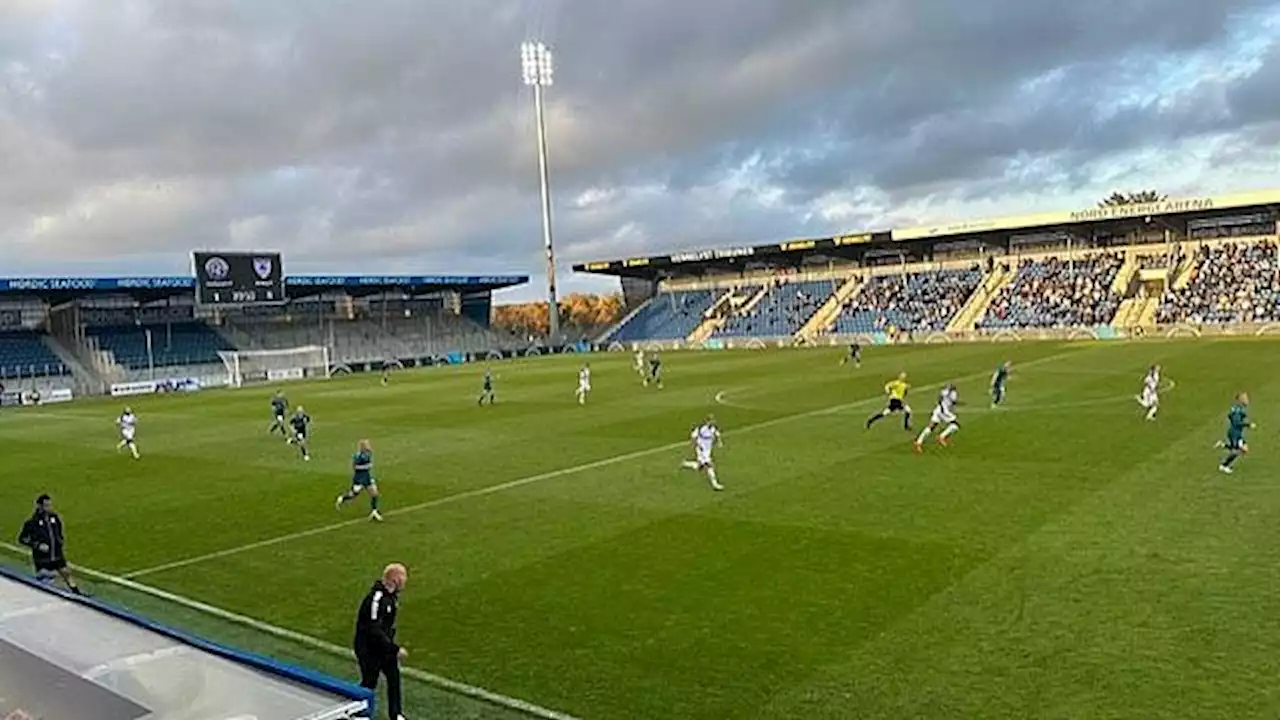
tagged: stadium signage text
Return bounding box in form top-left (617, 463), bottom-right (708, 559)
top-left (4, 278), bottom-right (99, 291)
top-left (1069, 197), bottom-right (1214, 223)
top-left (780, 240), bottom-right (816, 251)
top-left (290, 275), bottom-right (524, 287)
top-left (670, 247), bottom-right (755, 263)
top-left (835, 234), bottom-right (872, 245)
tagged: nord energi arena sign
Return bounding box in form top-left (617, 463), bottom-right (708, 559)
top-left (192, 251), bottom-right (285, 305)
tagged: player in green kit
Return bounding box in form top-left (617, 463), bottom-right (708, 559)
top-left (1217, 392), bottom-right (1256, 474)
top-left (287, 406), bottom-right (311, 461)
top-left (478, 368), bottom-right (495, 405)
top-left (336, 439), bottom-right (383, 521)
top-left (991, 362), bottom-right (1010, 407)
top-left (268, 391), bottom-right (288, 436)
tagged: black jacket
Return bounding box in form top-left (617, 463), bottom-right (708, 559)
top-left (354, 581), bottom-right (399, 658)
top-left (18, 511), bottom-right (66, 566)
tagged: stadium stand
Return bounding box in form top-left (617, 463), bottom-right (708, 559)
top-left (1156, 240), bottom-right (1280, 324)
top-left (0, 330), bottom-right (69, 380)
top-left (609, 289), bottom-right (717, 342)
top-left (978, 254), bottom-right (1125, 329)
top-left (715, 280), bottom-right (838, 338)
top-left (85, 322), bottom-right (234, 369)
top-left (224, 310), bottom-right (518, 365)
top-left (833, 267), bottom-right (983, 333)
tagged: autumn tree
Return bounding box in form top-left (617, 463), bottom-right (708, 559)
top-left (1098, 190), bottom-right (1167, 208)
top-left (492, 293), bottom-right (624, 337)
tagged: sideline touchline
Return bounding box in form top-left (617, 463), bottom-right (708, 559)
top-left (123, 347), bottom-right (1090, 580)
top-left (0, 540), bottom-right (582, 720)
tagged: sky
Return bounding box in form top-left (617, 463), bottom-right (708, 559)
top-left (3, 0), bottom-right (1280, 303)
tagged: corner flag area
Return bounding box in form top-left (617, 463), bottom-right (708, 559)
top-left (0, 567), bottom-right (370, 719)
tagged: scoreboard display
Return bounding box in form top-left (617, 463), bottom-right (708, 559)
top-left (192, 251), bottom-right (286, 305)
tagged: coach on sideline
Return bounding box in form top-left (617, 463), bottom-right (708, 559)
top-left (17, 494), bottom-right (82, 595)
top-left (355, 563), bottom-right (409, 720)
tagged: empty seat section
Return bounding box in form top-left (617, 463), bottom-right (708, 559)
top-left (87, 322), bottom-right (234, 369)
top-left (610, 290), bottom-right (717, 342)
top-left (715, 280), bottom-right (836, 337)
top-left (0, 331), bottom-right (69, 378)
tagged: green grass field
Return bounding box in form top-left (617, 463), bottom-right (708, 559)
top-left (3, 339), bottom-right (1280, 720)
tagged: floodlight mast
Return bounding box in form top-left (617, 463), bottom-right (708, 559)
top-left (521, 41), bottom-right (561, 343)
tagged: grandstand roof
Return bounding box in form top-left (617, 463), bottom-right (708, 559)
top-left (575, 188), bottom-right (1280, 280)
top-left (0, 274), bottom-right (528, 303)
top-left (571, 231), bottom-right (892, 279)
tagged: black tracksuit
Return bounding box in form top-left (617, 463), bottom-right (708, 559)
top-left (354, 580), bottom-right (403, 717)
top-left (17, 510), bottom-right (68, 573)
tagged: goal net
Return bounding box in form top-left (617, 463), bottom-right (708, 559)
top-left (217, 346), bottom-right (331, 388)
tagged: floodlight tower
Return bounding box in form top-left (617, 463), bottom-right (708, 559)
top-left (521, 41), bottom-right (561, 342)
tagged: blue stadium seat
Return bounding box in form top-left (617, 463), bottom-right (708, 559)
top-left (86, 322), bottom-right (234, 369)
top-left (610, 290), bottom-right (718, 342)
top-left (0, 331), bottom-right (70, 379)
top-left (715, 281), bottom-right (837, 338)
top-left (834, 269), bottom-right (982, 334)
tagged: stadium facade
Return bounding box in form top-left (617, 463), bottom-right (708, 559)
top-left (576, 188), bottom-right (1280, 349)
top-left (0, 273), bottom-right (528, 401)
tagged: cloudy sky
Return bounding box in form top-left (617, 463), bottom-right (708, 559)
top-left (2, 0), bottom-right (1280, 302)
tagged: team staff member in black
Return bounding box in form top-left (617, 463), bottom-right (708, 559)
top-left (355, 563), bottom-right (409, 719)
top-left (17, 494), bottom-right (82, 595)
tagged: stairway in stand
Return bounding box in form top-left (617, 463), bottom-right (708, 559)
top-left (947, 266), bottom-right (1012, 332)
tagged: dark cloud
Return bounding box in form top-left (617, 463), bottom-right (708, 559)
top-left (0, 0), bottom-right (1277, 299)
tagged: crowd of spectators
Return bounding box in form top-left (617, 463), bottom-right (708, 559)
top-left (1156, 241), bottom-right (1280, 324)
top-left (978, 254), bottom-right (1124, 329)
top-left (717, 280), bottom-right (837, 337)
top-left (1136, 253), bottom-right (1171, 270)
top-left (833, 267), bottom-right (983, 333)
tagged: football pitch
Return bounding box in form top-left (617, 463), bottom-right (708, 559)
top-left (4, 339), bottom-right (1280, 719)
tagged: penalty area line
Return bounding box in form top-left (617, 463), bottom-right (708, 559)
top-left (122, 347), bottom-right (1090, 582)
top-left (0, 541), bottom-right (582, 720)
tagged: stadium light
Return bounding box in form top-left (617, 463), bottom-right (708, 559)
top-left (520, 40), bottom-right (561, 343)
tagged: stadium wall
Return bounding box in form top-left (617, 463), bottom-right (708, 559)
top-left (0, 563), bottom-right (374, 717)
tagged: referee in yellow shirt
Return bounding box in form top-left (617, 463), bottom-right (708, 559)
top-left (866, 372), bottom-right (913, 431)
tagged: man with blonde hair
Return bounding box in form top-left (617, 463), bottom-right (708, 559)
top-left (354, 563), bottom-right (409, 719)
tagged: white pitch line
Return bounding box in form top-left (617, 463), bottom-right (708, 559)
top-left (0, 541), bottom-right (581, 720)
top-left (122, 347), bottom-right (1091, 581)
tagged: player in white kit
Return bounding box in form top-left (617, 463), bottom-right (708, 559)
top-left (1136, 364), bottom-right (1160, 421)
top-left (914, 384), bottom-right (960, 452)
top-left (681, 415), bottom-right (724, 490)
top-left (576, 363), bottom-right (592, 405)
top-left (116, 407), bottom-right (140, 459)
top-left (634, 349), bottom-right (646, 379)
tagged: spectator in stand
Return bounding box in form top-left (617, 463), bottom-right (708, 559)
top-left (842, 268), bottom-right (981, 332)
top-left (1136, 253), bottom-right (1171, 270)
top-left (978, 253), bottom-right (1125, 329)
top-left (1157, 241), bottom-right (1280, 325)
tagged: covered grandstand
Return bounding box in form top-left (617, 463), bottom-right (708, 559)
top-left (575, 188), bottom-right (1280, 346)
top-left (0, 273), bottom-right (527, 397)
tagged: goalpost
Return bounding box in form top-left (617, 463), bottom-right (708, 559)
top-left (217, 346), bottom-right (331, 388)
